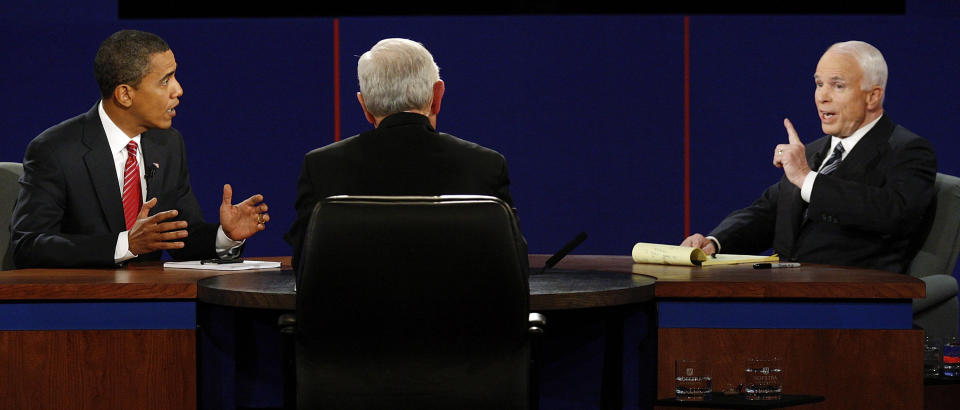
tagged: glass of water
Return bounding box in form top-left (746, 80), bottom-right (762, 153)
top-left (744, 357), bottom-right (782, 400)
top-left (924, 337), bottom-right (941, 377)
top-left (675, 359), bottom-right (712, 401)
top-left (943, 337), bottom-right (960, 377)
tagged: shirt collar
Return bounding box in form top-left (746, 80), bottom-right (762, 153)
top-left (98, 100), bottom-right (141, 155)
top-left (831, 114), bottom-right (881, 156)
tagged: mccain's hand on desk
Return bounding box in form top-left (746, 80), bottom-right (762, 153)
top-left (128, 197), bottom-right (188, 255)
top-left (773, 118), bottom-right (812, 188)
top-left (680, 233), bottom-right (717, 255)
top-left (220, 184), bottom-right (270, 241)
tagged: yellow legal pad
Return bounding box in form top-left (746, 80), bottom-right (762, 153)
top-left (631, 242), bottom-right (779, 266)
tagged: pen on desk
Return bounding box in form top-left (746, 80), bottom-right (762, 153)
top-left (753, 262), bottom-right (801, 269)
top-left (201, 258), bottom-right (244, 264)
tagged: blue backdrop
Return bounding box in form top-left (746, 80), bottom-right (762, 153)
top-left (2, 2), bottom-right (959, 284)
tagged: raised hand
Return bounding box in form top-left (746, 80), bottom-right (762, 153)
top-left (219, 184), bottom-right (269, 241)
top-left (773, 118), bottom-right (812, 187)
top-left (128, 197), bottom-right (188, 255)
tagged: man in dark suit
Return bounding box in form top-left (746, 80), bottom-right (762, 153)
top-left (285, 38), bottom-right (515, 270)
top-left (10, 29), bottom-right (270, 268)
top-left (682, 40), bottom-right (936, 273)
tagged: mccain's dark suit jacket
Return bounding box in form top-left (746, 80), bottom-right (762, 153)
top-left (709, 114), bottom-right (937, 273)
top-left (10, 104), bottom-right (221, 268)
top-left (284, 112), bottom-right (515, 270)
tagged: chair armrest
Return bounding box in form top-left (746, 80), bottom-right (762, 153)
top-left (528, 312), bottom-right (546, 336)
top-left (278, 312), bottom-right (297, 335)
top-left (914, 274), bottom-right (959, 313)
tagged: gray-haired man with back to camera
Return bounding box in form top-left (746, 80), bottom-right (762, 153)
top-left (284, 38), bottom-right (518, 271)
top-left (681, 40), bottom-right (936, 274)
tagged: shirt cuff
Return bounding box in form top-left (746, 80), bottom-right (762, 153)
top-left (800, 171), bottom-right (817, 203)
top-left (114, 231), bottom-right (137, 264)
top-left (705, 236), bottom-right (721, 253)
top-left (216, 225), bottom-right (245, 258)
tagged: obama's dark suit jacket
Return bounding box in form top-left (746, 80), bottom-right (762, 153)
top-left (10, 103), bottom-right (220, 268)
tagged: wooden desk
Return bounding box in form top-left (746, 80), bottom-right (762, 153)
top-left (0, 264), bottom-right (236, 410)
top-left (0, 255), bottom-right (924, 410)
top-left (537, 255), bottom-right (923, 410)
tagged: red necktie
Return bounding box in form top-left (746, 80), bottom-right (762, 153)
top-left (122, 140), bottom-right (142, 230)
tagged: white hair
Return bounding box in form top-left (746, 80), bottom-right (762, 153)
top-left (357, 38), bottom-right (441, 117)
top-left (826, 41), bottom-right (888, 93)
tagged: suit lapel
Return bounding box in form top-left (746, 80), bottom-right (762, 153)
top-left (81, 103), bottom-right (126, 233)
top-left (141, 132), bottom-right (164, 203)
top-left (831, 114), bottom-right (893, 178)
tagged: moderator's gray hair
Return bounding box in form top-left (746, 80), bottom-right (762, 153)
top-left (826, 41), bottom-right (888, 93)
top-left (357, 38), bottom-right (440, 117)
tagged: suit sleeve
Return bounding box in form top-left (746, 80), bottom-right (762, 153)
top-left (494, 155), bottom-right (515, 208)
top-left (807, 135), bottom-right (936, 235)
top-left (285, 154), bottom-right (320, 272)
top-left (10, 138), bottom-right (117, 268)
top-left (708, 181), bottom-right (780, 255)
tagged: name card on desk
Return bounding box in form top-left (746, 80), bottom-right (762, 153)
top-left (163, 260), bottom-right (282, 271)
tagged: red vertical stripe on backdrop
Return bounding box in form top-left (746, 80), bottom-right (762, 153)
top-left (333, 19), bottom-right (341, 142)
top-left (683, 16), bottom-right (691, 238)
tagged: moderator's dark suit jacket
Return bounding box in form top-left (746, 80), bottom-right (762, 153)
top-left (10, 103), bottom-right (220, 268)
top-left (709, 114), bottom-right (937, 273)
top-left (284, 112), bottom-right (515, 271)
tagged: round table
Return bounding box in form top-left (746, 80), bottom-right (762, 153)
top-left (197, 268), bottom-right (656, 311)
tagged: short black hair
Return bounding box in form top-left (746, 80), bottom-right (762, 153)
top-left (94, 30), bottom-right (170, 99)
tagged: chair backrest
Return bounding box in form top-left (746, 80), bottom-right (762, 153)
top-left (0, 162), bottom-right (23, 271)
top-left (295, 195), bottom-right (530, 410)
top-left (908, 173), bottom-right (960, 278)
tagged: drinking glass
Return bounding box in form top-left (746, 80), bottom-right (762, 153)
top-left (675, 359), bottom-right (712, 401)
top-left (744, 357), bottom-right (782, 400)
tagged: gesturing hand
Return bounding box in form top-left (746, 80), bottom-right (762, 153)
top-left (219, 184), bottom-right (269, 241)
top-left (773, 118), bottom-right (812, 188)
top-left (128, 197), bottom-right (188, 256)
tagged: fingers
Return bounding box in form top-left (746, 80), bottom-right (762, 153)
top-left (152, 241), bottom-right (186, 250)
top-left (681, 234), bottom-right (705, 248)
top-left (222, 184), bottom-right (233, 207)
top-left (138, 198), bottom-right (158, 219)
top-left (155, 220), bottom-right (189, 233)
top-left (773, 145), bottom-right (786, 168)
top-left (702, 241), bottom-right (716, 255)
top-left (784, 118), bottom-right (802, 145)
top-left (145, 209), bottom-right (180, 224)
top-left (239, 194), bottom-right (266, 207)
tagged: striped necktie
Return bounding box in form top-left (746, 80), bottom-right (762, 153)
top-left (122, 140), bottom-right (142, 230)
top-left (819, 143), bottom-right (845, 175)
top-left (803, 142), bottom-right (846, 221)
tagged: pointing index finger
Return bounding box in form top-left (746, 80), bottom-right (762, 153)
top-left (784, 118), bottom-right (802, 145)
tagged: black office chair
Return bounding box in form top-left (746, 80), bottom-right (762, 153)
top-left (287, 195), bottom-right (540, 410)
top-left (0, 162), bottom-right (24, 270)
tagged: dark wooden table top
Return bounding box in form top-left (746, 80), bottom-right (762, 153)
top-left (197, 263), bottom-right (658, 311)
top-left (533, 255), bottom-right (924, 299)
top-left (0, 255), bottom-right (922, 302)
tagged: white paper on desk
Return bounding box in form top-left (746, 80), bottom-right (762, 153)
top-left (163, 260), bottom-right (282, 271)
